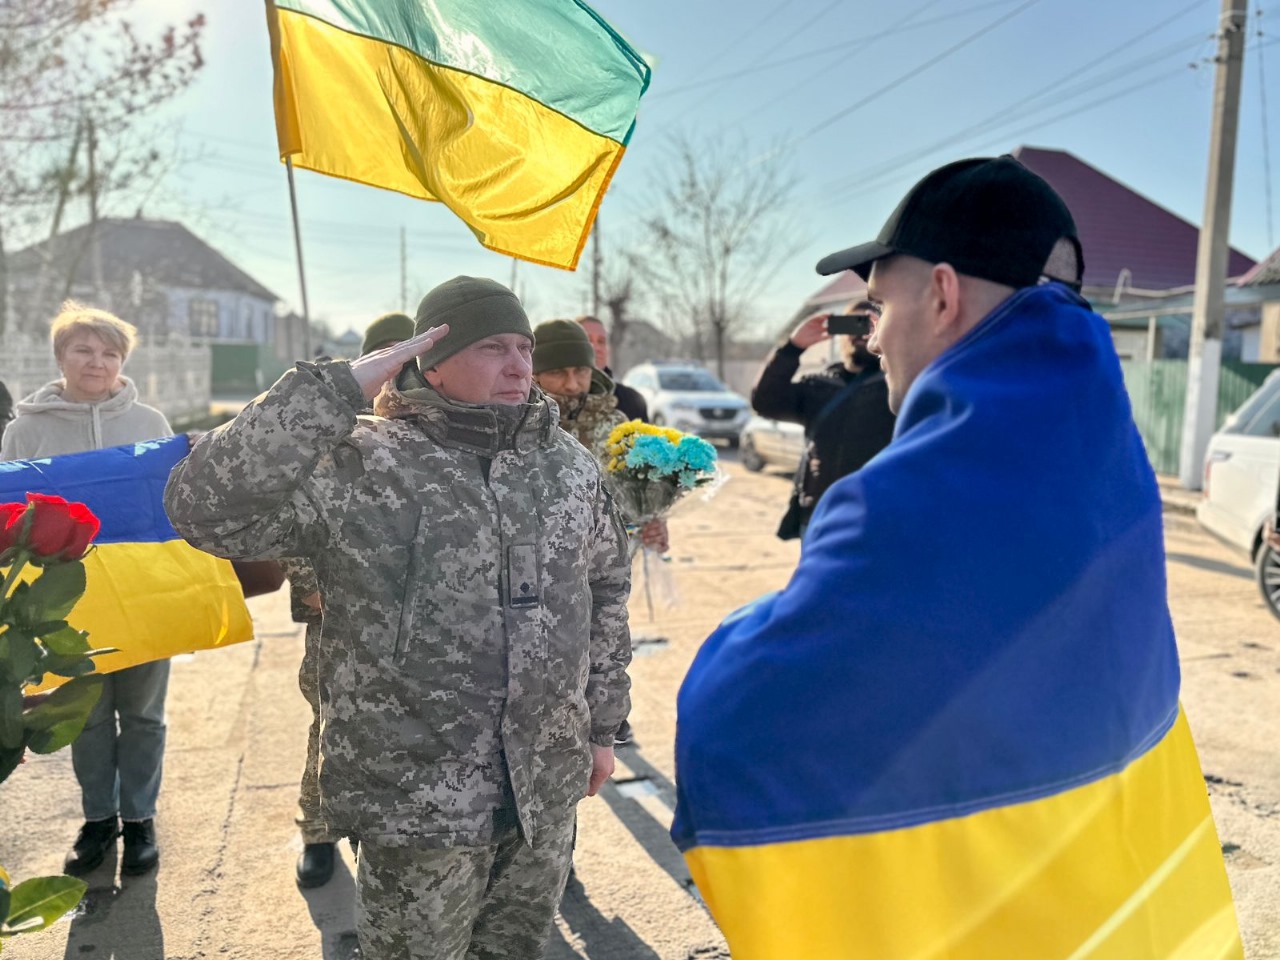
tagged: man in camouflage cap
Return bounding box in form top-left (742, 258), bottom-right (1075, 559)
top-left (165, 276), bottom-right (632, 959)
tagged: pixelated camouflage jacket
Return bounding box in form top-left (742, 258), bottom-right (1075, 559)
top-left (164, 360), bottom-right (632, 847)
top-left (546, 386), bottom-right (626, 464)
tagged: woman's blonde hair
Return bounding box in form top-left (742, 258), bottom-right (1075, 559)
top-left (50, 301), bottom-right (138, 361)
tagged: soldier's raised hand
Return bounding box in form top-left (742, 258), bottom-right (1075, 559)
top-left (350, 323), bottom-right (450, 401)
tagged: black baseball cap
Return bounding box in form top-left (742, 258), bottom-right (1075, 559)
top-left (816, 155), bottom-right (1081, 288)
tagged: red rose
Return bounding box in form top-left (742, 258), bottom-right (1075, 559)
top-left (0, 502), bottom-right (25, 556)
top-left (24, 494), bottom-right (101, 562)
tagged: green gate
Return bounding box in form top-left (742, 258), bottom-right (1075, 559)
top-left (1120, 361), bottom-right (1277, 474)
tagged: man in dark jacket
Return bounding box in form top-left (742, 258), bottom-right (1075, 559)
top-left (751, 304), bottom-right (896, 539)
top-left (577, 315), bottom-right (648, 422)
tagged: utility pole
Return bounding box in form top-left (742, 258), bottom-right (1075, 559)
top-left (86, 118), bottom-right (108, 307)
top-left (285, 159), bottom-right (312, 361)
top-left (400, 226), bottom-right (407, 311)
top-left (590, 217), bottom-right (601, 317)
top-left (1179, 0), bottom-right (1248, 489)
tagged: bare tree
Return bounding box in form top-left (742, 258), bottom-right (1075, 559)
top-left (630, 132), bottom-right (803, 379)
top-left (0, 0), bottom-right (205, 332)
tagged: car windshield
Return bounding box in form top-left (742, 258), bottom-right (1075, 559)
top-left (658, 369), bottom-right (725, 392)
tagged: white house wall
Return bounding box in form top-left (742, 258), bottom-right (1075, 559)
top-left (164, 286), bottom-right (275, 343)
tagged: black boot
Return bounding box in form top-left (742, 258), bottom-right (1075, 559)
top-left (296, 842), bottom-right (335, 888)
top-left (121, 819), bottom-right (160, 876)
top-left (64, 817), bottom-right (119, 876)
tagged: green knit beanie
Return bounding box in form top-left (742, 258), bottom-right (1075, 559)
top-left (532, 319), bottom-right (595, 374)
top-left (414, 276), bottom-right (533, 370)
top-left (361, 312), bottom-right (414, 356)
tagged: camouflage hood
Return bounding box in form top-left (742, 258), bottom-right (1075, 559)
top-left (373, 378), bottom-right (559, 457)
top-left (544, 388), bottom-right (625, 461)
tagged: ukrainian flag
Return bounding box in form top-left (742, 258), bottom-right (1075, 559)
top-left (672, 285), bottom-right (1242, 959)
top-left (266, 0), bottom-right (650, 270)
top-left (1, 436), bottom-right (253, 691)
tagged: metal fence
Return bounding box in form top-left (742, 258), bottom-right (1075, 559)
top-left (0, 333), bottom-right (212, 426)
top-left (1120, 360), bottom-right (1276, 474)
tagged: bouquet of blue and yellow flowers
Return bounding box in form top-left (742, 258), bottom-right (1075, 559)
top-left (603, 421), bottom-right (719, 524)
top-left (603, 422), bottom-right (721, 622)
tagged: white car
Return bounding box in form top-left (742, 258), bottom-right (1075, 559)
top-left (739, 415), bottom-right (805, 473)
top-left (622, 362), bottom-right (750, 444)
top-left (1197, 369), bottom-right (1280, 618)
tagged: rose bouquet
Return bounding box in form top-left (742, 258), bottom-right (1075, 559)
top-left (1, 494), bottom-right (114, 950)
top-left (603, 422), bottom-right (721, 619)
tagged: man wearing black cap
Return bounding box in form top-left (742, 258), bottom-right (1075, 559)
top-left (671, 157), bottom-right (1240, 958)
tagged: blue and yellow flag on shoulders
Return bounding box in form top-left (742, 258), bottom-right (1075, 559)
top-left (266, 0), bottom-right (651, 270)
top-left (1, 435), bottom-right (253, 691)
top-left (672, 285), bottom-right (1242, 959)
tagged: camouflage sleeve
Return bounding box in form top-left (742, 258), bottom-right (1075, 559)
top-left (280, 557), bottom-right (323, 623)
top-left (586, 479), bottom-right (633, 745)
top-left (164, 360), bottom-right (365, 561)
top-left (280, 557), bottom-right (320, 596)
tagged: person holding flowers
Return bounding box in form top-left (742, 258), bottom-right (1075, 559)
top-left (531, 320), bottom-right (669, 556)
top-left (1, 301), bottom-right (172, 878)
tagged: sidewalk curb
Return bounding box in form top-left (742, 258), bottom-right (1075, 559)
top-left (1161, 498), bottom-right (1197, 517)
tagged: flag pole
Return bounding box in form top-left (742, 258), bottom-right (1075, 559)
top-left (285, 157), bottom-right (312, 361)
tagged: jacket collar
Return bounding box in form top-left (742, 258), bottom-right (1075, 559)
top-left (373, 379), bottom-right (557, 457)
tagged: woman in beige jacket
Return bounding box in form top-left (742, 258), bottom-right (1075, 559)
top-left (2, 301), bottom-right (172, 879)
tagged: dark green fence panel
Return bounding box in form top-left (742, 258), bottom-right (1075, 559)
top-left (1119, 360), bottom-right (1277, 475)
top-left (210, 342), bottom-right (262, 394)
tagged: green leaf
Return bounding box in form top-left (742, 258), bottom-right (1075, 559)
top-left (28, 621), bottom-right (70, 640)
top-left (38, 647), bottom-right (116, 679)
top-left (23, 676), bottom-right (102, 754)
top-left (38, 627), bottom-right (90, 657)
top-left (0, 688), bottom-right (21, 751)
top-left (0, 633), bottom-right (37, 687)
top-left (17, 561), bottom-right (85, 625)
top-left (0, 875), bottom-right (85, 935)
top-left (0, 746), bottom-right (23, 786)
top-left (42, 657), bottom-right (93, 679)
top-left (0, 888), bottom-right (8, 937)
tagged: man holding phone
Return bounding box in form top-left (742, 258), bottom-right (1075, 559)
top-left (750, 301), bottom-right (896, 539)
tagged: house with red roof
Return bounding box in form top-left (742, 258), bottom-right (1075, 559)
top-left (791, 146), bottom-right (1270, 362)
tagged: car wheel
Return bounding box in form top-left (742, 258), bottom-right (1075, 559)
top-left (1256, 545), bottom-right (1280, 622)
top-left (740, 436), bottom-right (765, 471)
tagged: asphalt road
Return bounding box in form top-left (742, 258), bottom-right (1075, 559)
top-left (2, 457), bottom-right (1276, 959)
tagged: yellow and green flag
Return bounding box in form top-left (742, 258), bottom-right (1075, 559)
top-left (265, 0), bottom-right (651, 270)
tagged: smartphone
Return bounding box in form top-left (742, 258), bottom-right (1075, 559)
top-left (827, 313), bottom-right (873, 337)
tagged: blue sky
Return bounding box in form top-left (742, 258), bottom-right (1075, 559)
top-left (120, 0), bottom-right (1279, 338)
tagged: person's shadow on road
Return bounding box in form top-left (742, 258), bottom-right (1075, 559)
top-left (544, 870), bottom-right (660, 960)
top-left (63, 855), bottom-right (164, 960)
top-left (299, 846), bottom-right (361, 960)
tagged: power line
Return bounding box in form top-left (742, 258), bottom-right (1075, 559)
top-left (670, 0), bottom-right (802, 89)
top-left (823, 4), bottom-right (1208, 196)
top-left (825, 32), bottom-right (1280, 208)
top-left (797, 0), bottom-right (1045, 143)
top-left (719, 0), bottom-right (947, 130)
top-left (644, 0), bottom-right (1021, 101)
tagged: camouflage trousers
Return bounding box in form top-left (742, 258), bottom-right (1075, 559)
top-left (355, 806), bottom-right (576, 960)
top-left (296, 619), bottom-right (338, 845)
